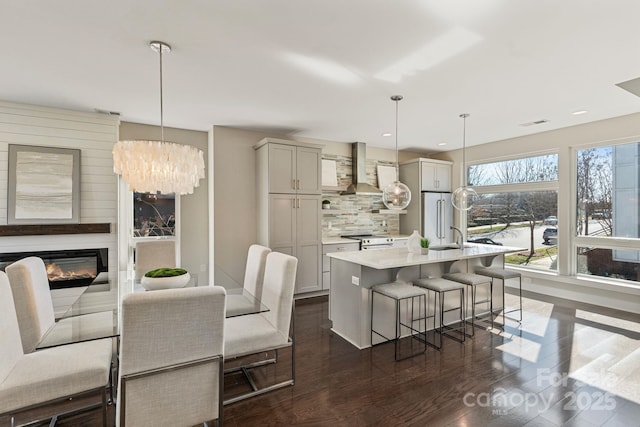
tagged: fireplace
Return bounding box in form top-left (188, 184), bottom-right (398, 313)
top-left (0, 248), bottom-right (108, 289)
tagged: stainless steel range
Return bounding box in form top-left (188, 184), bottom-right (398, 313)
top-left (342, 234), bottom-right (394, 250)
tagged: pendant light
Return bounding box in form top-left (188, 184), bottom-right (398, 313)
top-left (113, 41), bottom-right (205, 195)
top-left (451, 113), bottom-right (478, 211)
top-left (382, 95), bottom-right (411, 210)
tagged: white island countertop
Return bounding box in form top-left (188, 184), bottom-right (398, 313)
top-left (327, 244), bottom-right (525, 270)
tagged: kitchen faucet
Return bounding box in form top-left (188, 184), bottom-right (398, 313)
top-left (450, 226), bottom-right (464, 249)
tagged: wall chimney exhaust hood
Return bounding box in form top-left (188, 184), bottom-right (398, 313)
top-left (341, 142), bottom-right (382, 195)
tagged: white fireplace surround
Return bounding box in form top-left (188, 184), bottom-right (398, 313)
top-left (0, 101), bottom-right (119, 314)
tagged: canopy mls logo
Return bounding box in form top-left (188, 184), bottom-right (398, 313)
top-left (462, 368), bottom-right (618, 416)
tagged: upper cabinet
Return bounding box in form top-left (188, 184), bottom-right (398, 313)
top-left (256, 138), bottom-right (322, 195)
top-left (420, 160), bottom-right (452, 192)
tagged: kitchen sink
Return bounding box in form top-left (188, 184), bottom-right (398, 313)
top-left (429, 244), bottom-right (472, 251)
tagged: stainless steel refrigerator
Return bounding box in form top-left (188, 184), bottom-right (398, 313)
top-left (422, 192), bottom-right (453, 245)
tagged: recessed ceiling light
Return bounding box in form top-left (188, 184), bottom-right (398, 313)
top-left (382, 132), bottom-right (392, 137)
top-left (438, 142), bottom-right (447, 146)
top-left (572, 110), bottom-right (588, 115)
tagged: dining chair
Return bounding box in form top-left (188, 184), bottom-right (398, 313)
top-left (243, 244), bottom-right (271, 300)
top-left (0, 271), bottom-right (113, 427)
top-left (117, 286), bottom-right (226, 427)
top-left (5, 256), bottom-right (117, 403)
top-left (6, 256), bottom-right (115, 354)
top-left (134, 240), bottom-right (176, 281)
top-left (223, 251), bottom-right (298, 405)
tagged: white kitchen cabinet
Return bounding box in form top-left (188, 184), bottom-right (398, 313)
top-left (420, 161), bottom-right (451, 192)
top-left (260, 140), bottom-right (322, 195)
top-left (399, 158), bottom-right (453, 236)
top-left (322, 242), bottom-right (359, 290)
top-left (256, 138), bottom-right (324, 295)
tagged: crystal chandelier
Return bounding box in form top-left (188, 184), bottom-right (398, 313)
top-left (113, 41), bottom-right (205, 195)
top-left (451, 113), bottom-right (478, 210)
top-left (382, 95), bottom-right (411, 210)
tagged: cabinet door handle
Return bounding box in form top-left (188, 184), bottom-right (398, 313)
top-left (297, 179), bottom-right (300, 189)
top-left (297, 198), bottom-right (300, 208)
top-left (292, 179), bottom-right (296, 190)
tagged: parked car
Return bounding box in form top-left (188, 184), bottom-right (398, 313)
top-left (543, 216), bottom-right (558, 225)
top-left (543, 227), bottom-right (558, 244)
top-left (467, 237), bottom-right (503, 246)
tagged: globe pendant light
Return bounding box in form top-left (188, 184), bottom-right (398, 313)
top-left (382, 95), bottom-right (411, 210)
top-left (113, 41), bottom-right (205, 195)
top-left (452, 113), bottom-right (478, 211)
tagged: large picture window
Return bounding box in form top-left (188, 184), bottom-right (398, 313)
top-left (466, 154), bottom-right (559, 272)
top-left (575, 141), bottom-right (639, 284)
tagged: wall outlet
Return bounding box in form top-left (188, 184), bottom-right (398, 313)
top-left (382, 220), bottom-right (387, 227)
top-left (351, 276), bottom-right (360, 286)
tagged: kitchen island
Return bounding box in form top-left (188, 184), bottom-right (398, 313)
top-left (328, 244), bottom-right (524, 349)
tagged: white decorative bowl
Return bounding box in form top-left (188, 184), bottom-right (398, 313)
top-left (141, 272), bottom-right (190, 291)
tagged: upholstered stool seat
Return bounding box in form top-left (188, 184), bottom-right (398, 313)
top-left (413, 278), bottom-right (466, 348)
top-left (442, 272), bottom-right (493, 336)
top-left (475, 267), bottom-right (522, 322)
top-left (370, 281), bottom-right (429, 361)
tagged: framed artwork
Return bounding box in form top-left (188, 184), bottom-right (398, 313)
top-left (7, 144), bottom-right (80, 224)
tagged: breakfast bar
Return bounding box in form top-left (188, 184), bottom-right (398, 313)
top-left (328, 244), bottom-right (524, 349)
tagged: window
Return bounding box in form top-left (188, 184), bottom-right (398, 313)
top-left (466, 154), bottom-right (559, 272)
top-left (468, 154), bottom-right (558, 186)
top-left (133, 192), bottom-right (176, 237)
top-left (575, 141), bottom-right (640, 284)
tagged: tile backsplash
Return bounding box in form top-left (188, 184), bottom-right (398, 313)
top-left (322, 154), bottom-right (401, 237)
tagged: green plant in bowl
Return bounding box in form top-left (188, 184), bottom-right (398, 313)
top-left (144, 267), bottom-right (188, 278)
top-left (141, 267), bottom-right (190, 290)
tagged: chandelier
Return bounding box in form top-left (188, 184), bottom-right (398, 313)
top-left (382, 95), bottom-right (411, 210)
top-left (113, 41), bottom-right (205, 195)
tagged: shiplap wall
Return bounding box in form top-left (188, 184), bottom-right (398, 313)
top-left (0, 100), bottom-right (119, 289)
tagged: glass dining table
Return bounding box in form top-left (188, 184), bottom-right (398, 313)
top-left (36, 272), bottom-right (269, 350)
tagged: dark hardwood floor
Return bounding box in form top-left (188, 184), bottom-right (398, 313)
top-left (29, 289), bottom-right (640, 426)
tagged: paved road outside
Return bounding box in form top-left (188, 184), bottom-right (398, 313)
top-left (469, 220), bottom-right (604, 250)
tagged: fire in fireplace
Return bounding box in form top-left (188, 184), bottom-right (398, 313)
top-left (0, 248), bottom-right (108, 289)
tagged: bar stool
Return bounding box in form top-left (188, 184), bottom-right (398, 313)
top-left (475, 267), bottom-right (522, 322)
top-left (370, 281), bottom-right (429, 361)
top-left (442, 272), bottom-right (493, 336)
top-left (413, 278), bottom-right (466, 349)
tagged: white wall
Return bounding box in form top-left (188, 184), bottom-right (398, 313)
top-left (0, 100), bottom-right (119, 311)
top-left (0, 100), bottom-right (119, 268)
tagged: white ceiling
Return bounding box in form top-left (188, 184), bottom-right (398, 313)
top-left (2, 0), bottom-right (640, 153)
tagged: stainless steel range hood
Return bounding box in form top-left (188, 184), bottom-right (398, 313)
top-left (341, 142), bottom-right (382, 195)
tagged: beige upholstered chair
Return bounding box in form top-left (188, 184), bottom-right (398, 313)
top-left (117, 286), bottom-right (226, 427)
top-left (0, 272), bottom-right (113, 426)
top-left (224, 252), bottom-right (298, 404)
top-left (134, 240), bottom-right (176, 281)
top-left (243, 244), bottom-right (271, 299)
top-left (6, 256), bottom-right (114, 355)
top-left (5, 256), bottom-right (57, 353)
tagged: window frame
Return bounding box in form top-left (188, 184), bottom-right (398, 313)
top-left (571, 138), bottom-right (640, 283)
top-left (465, 152), bottom-right (560, 274)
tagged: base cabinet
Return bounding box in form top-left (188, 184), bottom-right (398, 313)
top-left (322, 242), bottom-right (360, 290)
